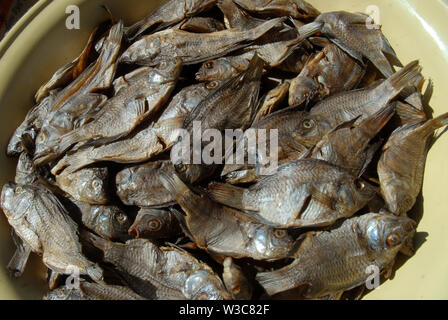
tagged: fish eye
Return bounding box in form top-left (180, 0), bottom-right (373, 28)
top-left (302, 119), bottom-right (314, 129)
top-left (57, 289), bottom-right (66, 297)
top-left (175, 163), bottom-right (187, 173)
top-left (204, 61), bottom-right (214, 69)
top-left (37, 132), bottom-right (46, 144)
top-left (386, 232), bottom-right (401, 247)
top-left (159, 61), bottom-right (168, 69)
top-left (206, 81), bottom-right (219, 90)
top-left (274, 229), bottom-right (287, 239)
top-left (148, 219), bottom-right (162, 231)
top-left (355, 179), bottom-right (366, 191)
top-left (116, 213), bottom-right (128, 224)
top-left (91, 179), bottom-right (102, 190)
top-left (197, 294), bottom-right (209, 300)
top-left (15, 186), bottom-right (23, 194)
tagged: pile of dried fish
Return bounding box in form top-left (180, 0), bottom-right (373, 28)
top-left (1, 0), bottom-right (446, 300)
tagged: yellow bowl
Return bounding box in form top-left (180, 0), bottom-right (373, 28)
top-left (0, 0), bottom-right (447, 299)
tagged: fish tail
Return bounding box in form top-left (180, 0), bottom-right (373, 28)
top-left (381, 34), bottom-right (403, 68)
top-left (421, 111), bottom-right (448, 136)
top-left (382, 60), bottom-right (422, 97)
top-left (256, 267), bottom-right (299, 296)
top-left (394, 101), bottom-right (427, 125)
top-left (206, 182), bottom-right (246, 211)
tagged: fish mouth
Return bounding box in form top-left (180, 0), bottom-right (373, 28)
top-left (128, 225), bottom-right (140, 238)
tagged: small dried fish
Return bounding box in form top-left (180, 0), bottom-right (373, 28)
top-left (256, 213), bottom-right (416, 298)
top-left (161, 173), bottom-right (295, 260)
top-left (86, 233), bottom-right (231, 300)
top-left (1, 183), bottom-right (103, 282)
top-left (378, 112), bottom-right (448, 216)
top-left (210, 159), bottom-right (377, 228)
top-left (309, 61), bottom-right (421, 128)
top-left (315, 11), bottom-right (403, 77)
top-left (120, 17), bottom-right (286, 66)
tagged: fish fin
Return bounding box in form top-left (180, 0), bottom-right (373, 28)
top-left (309, 185), bottom-right (337, 211)
top-left (357, 141), bottom-right (383, 178)
top-left (421, 111), bottom-right (448, 137)
top-left (362, 103), bottom-right (396, 135)
top-left (382, 60), bottom-right (422, 97)
top-left (422, 79), bottom-right (434, 107)
top-left (206, 182), bottom-right (246, 211)
top-left (395, 101), bottom-right (426, 125)
top-left (153, 117), bottom-right (184, 144)
top-left (330, 38), bottom-right (364, 64)
top-left (56, 130), bottom-right (83, 158)
top-left (308, 36), bottom-right (332, 48)
top-left (381, 35), bottom-right (403, 68)
top-left (168, 208), bottom-right (195, 241)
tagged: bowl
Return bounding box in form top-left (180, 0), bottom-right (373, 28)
top-left (0, 0), bottom-right (447, 300)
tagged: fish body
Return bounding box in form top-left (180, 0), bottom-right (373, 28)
top-left (315, 11), bottom-right (402, 77)
top-left (120, 18), bottom-right (286, 66)
top-left (211, 159), bottom-right (377, 228)
top-left (86, 234), bottom-right (230, 300)
top-left (378, 112), bottom-right (448, 215)
top-left (161, 173), bottom-right (294, 260)
top-left (309, 104), bottom-right (395, 176)
top-left (256, 213), bottom-right (416, 297)
top-left (1, 183), bottom-right (103, 282)
top-left (179, 17), bottom-right (225, 33)
top-left (309, 61), bottom-right (421, 128)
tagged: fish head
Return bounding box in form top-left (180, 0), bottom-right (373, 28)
top-left (120, 35), bottom-right (161, 64)
top-left (128, 209), bottom-right (171, 239)
top-left (381, 182), bottom-right (416, 217)
top-left (70, 168), bottom-right (109, 205)
top-left (253, 227), bottom-right (294, 260)
top-left (148, 58), bottom-right (183, 84)
top-left (1, 183), bottom-right (34, 220)
top-left (289, 76), bottom-right (319, 107)
top-left (183, 270), bottom-right (232, 300)
top-left (196, 59), bottom-right (234, 81)
top-left (292, 114), bottom-right (333, 148)
top-left (94, 206), bottom-right (130, 240)
top-left (361, 213), bottom-right (416, 254)
top-left (33, 126), bottom-right (62, 166)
